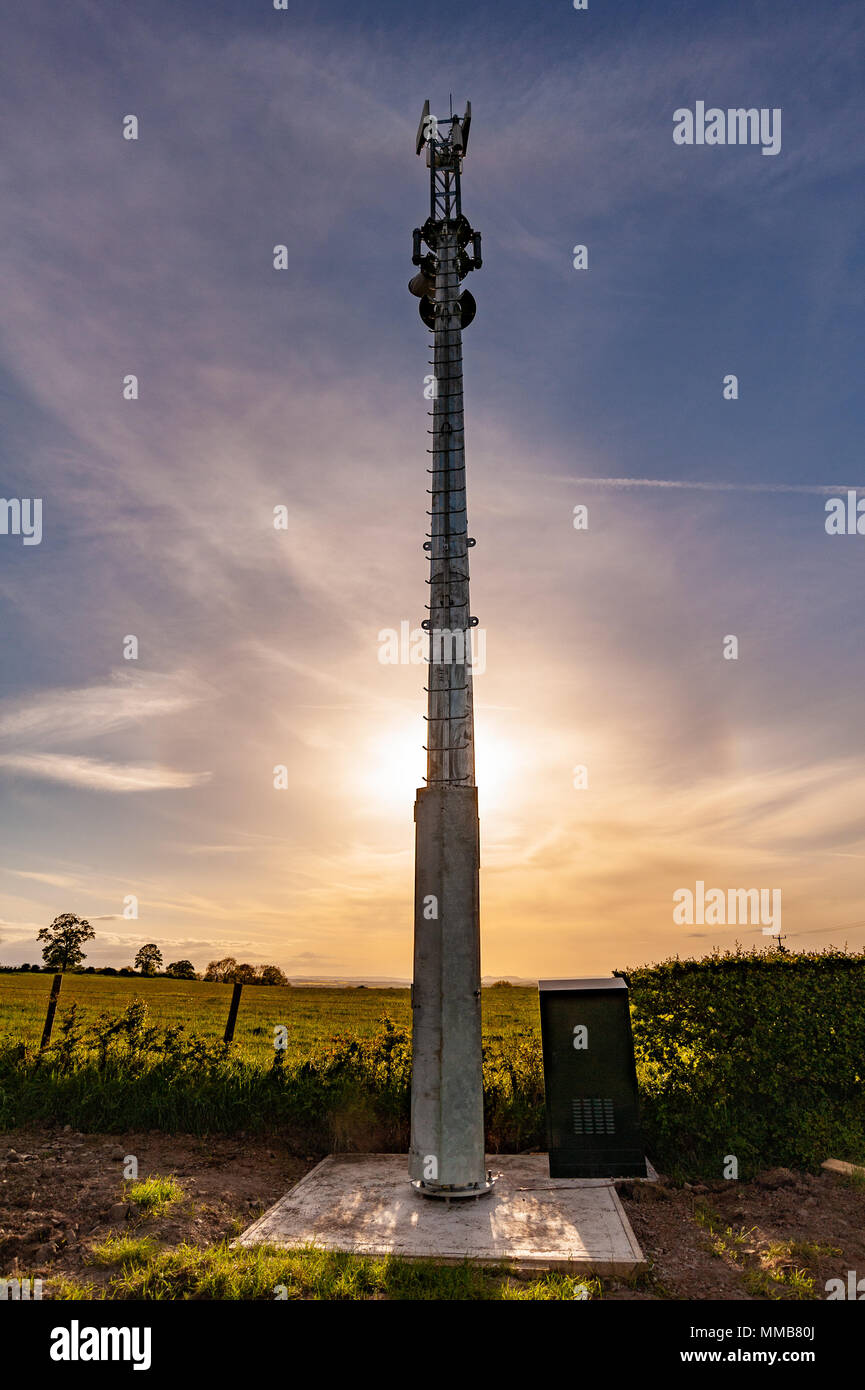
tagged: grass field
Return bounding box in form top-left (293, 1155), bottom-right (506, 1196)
top-left (0, 972), bottom-right (540, 1062)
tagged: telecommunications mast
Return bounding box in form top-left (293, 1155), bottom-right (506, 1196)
top-left (407, 100), bottom-right (492, 1199)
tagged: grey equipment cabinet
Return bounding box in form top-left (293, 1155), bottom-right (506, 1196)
top-left (538, 977), bottom-right (647, 1178)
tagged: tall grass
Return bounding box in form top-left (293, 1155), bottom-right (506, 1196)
top-left (0, 1001), bottom-right (546, 1155)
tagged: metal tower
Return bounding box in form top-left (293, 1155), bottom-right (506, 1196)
top-left (407, 101), bottom-right (492, 1199)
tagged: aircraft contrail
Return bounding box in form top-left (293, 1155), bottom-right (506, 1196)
top-left (562, 478), bottom-right (861, 494)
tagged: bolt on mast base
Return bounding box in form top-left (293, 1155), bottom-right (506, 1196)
top-left (411, 1172), bottom-right (497, 1201)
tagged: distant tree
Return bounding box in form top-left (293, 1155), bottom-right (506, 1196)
top-left (119, 966), bottom-right (135, 976)
top-left (19, 963), bottom-right (32, 972)
top-left (134, 944), bottom-right (163, 976)
top-left (232, 962), bottom-right (258, 984)
top-left (102, 966), bottom-right (117, 976)
top-left (204, 957), bottom-right (237, 983)
top-left (166, 959), bottom-right (197, 980)
top-left (258, 964), bottom-right (289, 986)
top-left (38, 913), bottom-right (95, 972)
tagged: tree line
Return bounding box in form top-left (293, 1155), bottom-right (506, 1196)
top-left (3, 913), bottom-right (290, 986)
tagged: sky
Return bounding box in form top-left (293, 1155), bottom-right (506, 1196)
top-left (0, 0), bottom-right (863, 979)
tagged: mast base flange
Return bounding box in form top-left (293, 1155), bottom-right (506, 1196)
top-left (411, 1174), bottom-right (496, 1201)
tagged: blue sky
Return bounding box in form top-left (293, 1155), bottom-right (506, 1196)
top-left (0, 0), bottom-right (863, 977)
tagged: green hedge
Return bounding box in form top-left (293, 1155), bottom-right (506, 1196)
top-left (620, 948), bottom-right (865, 1176)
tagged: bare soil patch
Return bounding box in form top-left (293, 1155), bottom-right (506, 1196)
top-left (2, 1130), bottom-right (863, 1299)
top-left (612, 1166), bottom-right (865, 1300)
top-left (1, 1127), bottom-right (309, 1291)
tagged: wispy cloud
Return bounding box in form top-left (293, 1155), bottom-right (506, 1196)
top-left (6, 869), bottom-right (83, 888)
top-left (0, 754), bottom-right (211, 792)
top-left (0, 671), bottom-right (207, 747)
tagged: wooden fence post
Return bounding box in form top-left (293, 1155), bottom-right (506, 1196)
top-left (39, 973), bottom-right (63, 1050)
top-left (224, 981), bottom-right (243, 1042)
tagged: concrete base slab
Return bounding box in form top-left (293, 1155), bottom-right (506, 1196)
top-left (236, 1154), bottom-right (646, 1274)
